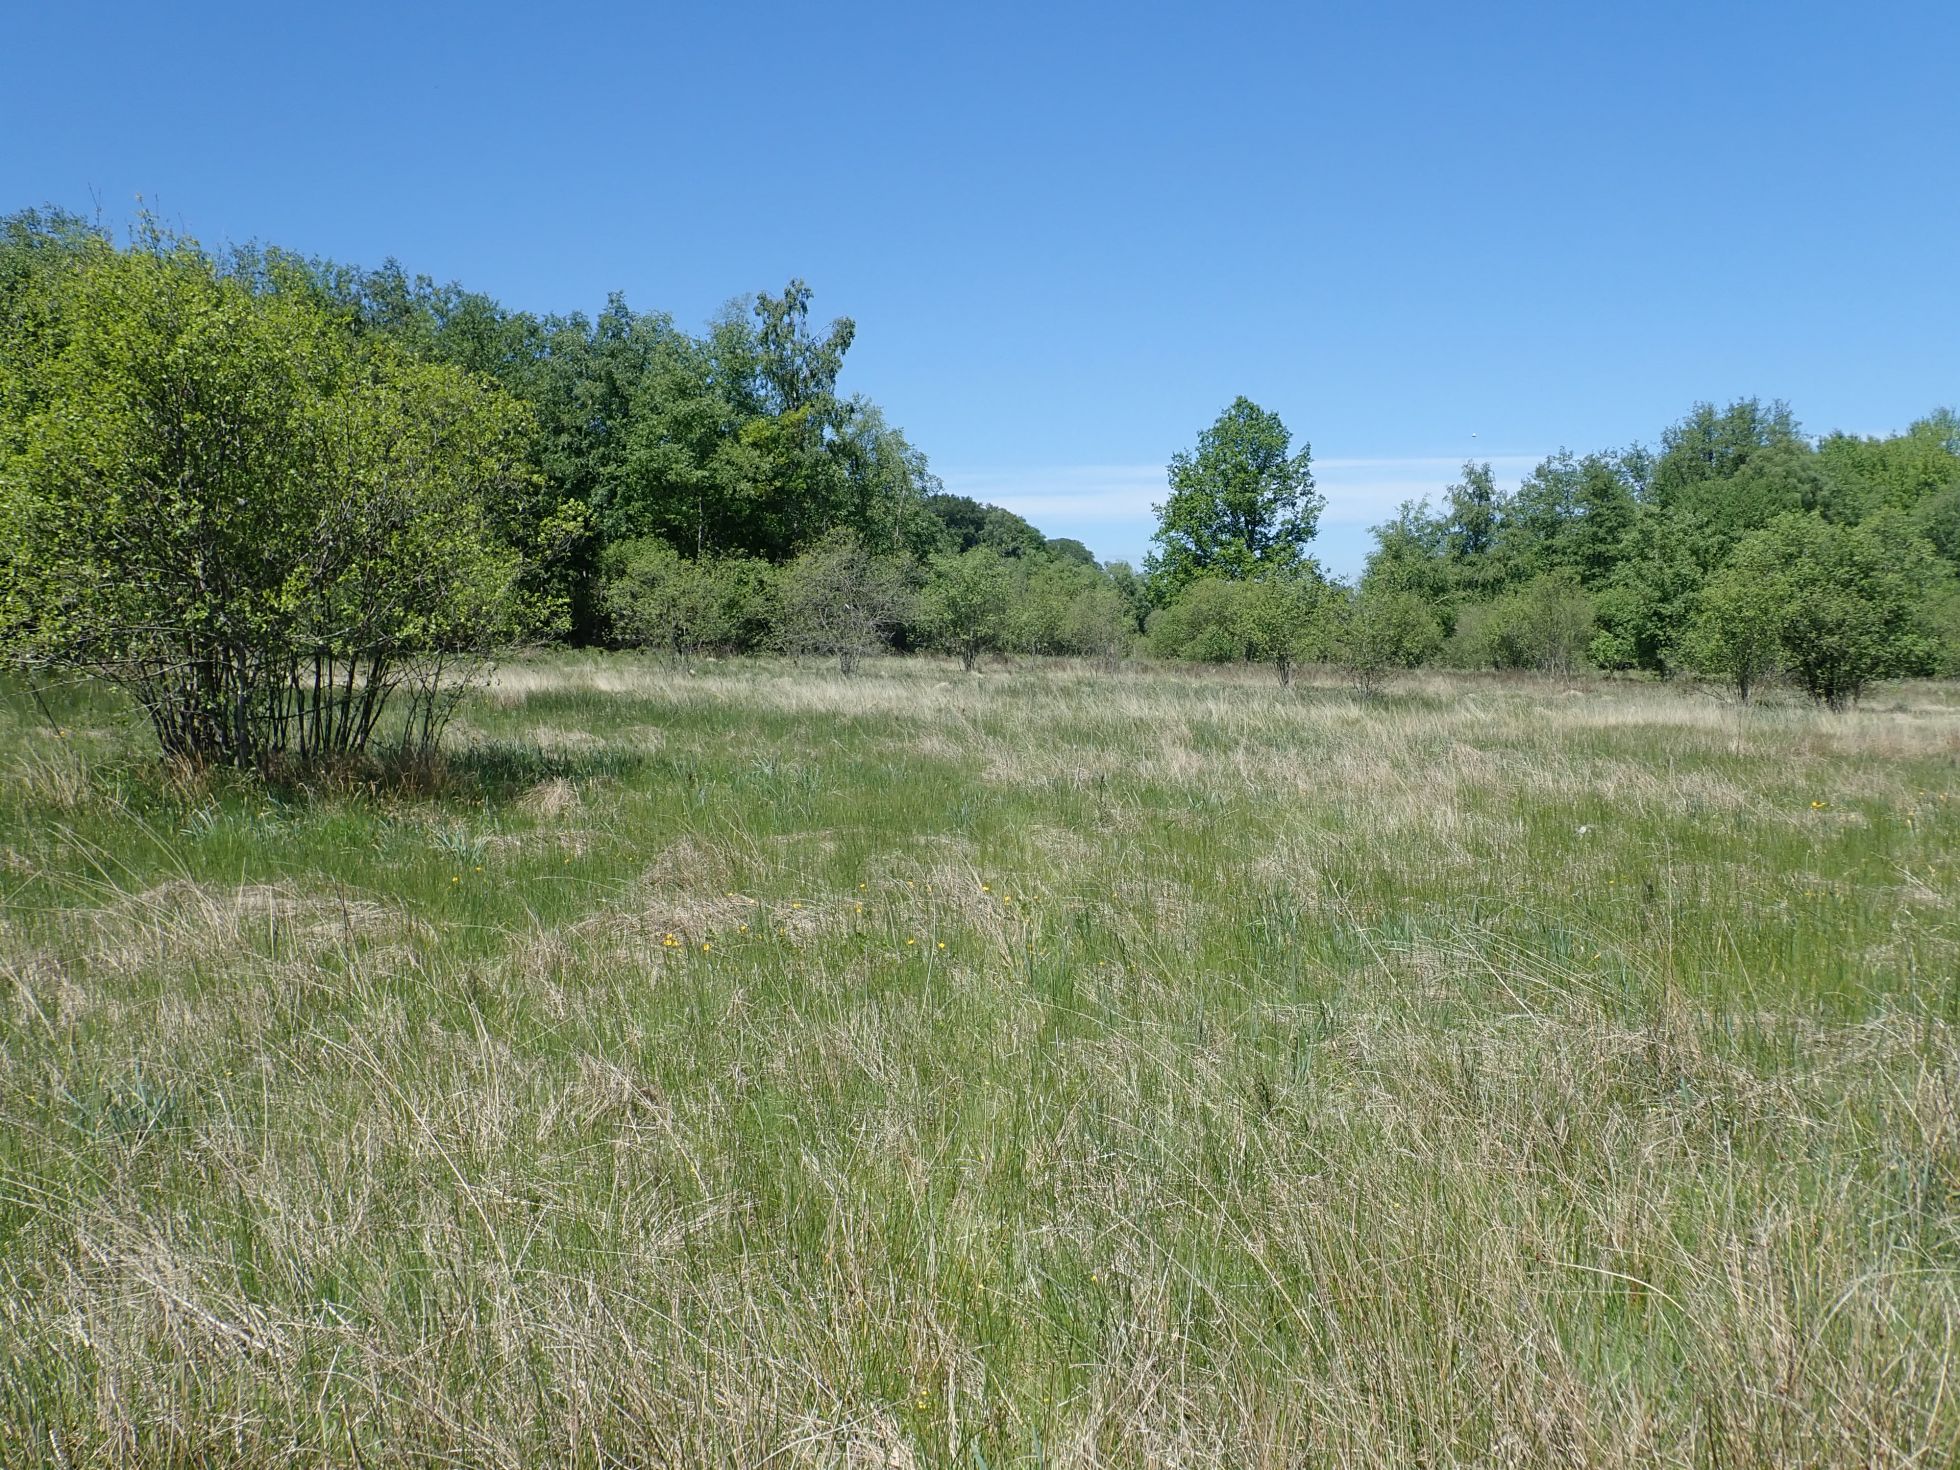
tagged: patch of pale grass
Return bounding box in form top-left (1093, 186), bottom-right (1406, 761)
top-left (78, 878), bottom-right (406, 977)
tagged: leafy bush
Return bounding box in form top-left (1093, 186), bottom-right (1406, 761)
top-left (919, 546), bottom-right (1015, 670)
top-left (1009, 559), bottom-right (1134, 661)
top-left (1237, 571), bottom-right (1330, 686)
top-left (1714, 512), bottom-right (1940, 708)
top-left (1452, 572), bottom-right (1593, 675)
top-left (601, 539), bottom-right (776, 655)
top-left (775, 531), bottom-right (912, 673)
top-left (0, 228), bottom-right (535, 767)
top-left (1056, 580), bottom-right (1133, 665)
top-left (1332, 585), bottom-right (1444, 693)
top-left (1680, 564), bottom-right (1783, 701)
top-left (1146, 578), bottom-right (1252, 663)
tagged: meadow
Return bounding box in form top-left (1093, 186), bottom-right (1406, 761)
top-left (1, 655), bottom-right (1956, 1468)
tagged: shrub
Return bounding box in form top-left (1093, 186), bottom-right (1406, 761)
top-left (1146, 578), bottom-right (1252, 663)
top-left (1008, 559), bottom-right (1135, 662)
top-left (0, 229), bottom-right (535, 767)
top-left (1718, 512), bottom-right (1939, 708)
top-left (1333, 585), bottom-right (1444, 693)
top-left (1057, 580), bottom-right (1134, 665)
top-left (776, 530), bottom-right (912, 673)
top-left (1681, 565), bottom-right (1783, 701)
top-left (919, 546), bottom-right (1015, 670)
top-left (601, 540), bottom-right (776, 655)
top-left (1237, 571), bottom-right (1330, 686)
top-left (1452, 572), bottom-right (1593, 675)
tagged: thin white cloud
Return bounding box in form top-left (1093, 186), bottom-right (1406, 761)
top-left (939, 455), bottom-right (1546, 533)
top-left (937, 465), bottom-right (1163, 524)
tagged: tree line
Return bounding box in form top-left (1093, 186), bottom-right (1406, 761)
top-left (1135, 396), bottom-right (1960, 707)
top-left (0, 209), bottom-right (1146, 764)
top-left (3, 206), bottom-right (1955, 770)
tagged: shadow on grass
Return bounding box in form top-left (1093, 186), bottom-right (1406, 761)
top-left (257, 739), bottom-right (649, 806)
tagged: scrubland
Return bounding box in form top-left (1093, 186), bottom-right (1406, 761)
top-left (2, 656), bottom-right (1957, 1467)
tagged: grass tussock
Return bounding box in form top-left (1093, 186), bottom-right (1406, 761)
top-left (1, 655), bottom-right (1957, 1467)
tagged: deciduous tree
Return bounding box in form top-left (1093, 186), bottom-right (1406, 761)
top-left (1147, 397), bottom-right (1321, 592)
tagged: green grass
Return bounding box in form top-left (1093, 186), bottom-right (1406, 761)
top-left (2, 654), bottom-right (1957, 1467)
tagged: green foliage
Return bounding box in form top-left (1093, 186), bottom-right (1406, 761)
top-left (1364, 398), bottom-right (1959, 694)
top-left (0, 224), bottom-right (532, 766)
top-left (1361, 501), bottom-right (1454, 619)
top-left (1055, 579), bottom-right (1133, 664)
top-left (0, 207), bottom-right (104, 379)
top-left (1914, 483), bottom-right (1960, 570)
top-left (600, 539), bottom-right (777, 656)
top-left (1331, 584), bottom-right (1445, 692)
top-left (1146, 566), bottom-right (1331, 683)
top-left (919, 546), bottom-right (1016, 670)
top-left (1923, 579), bottom-right (1960, 677)
top-left (1046, 536), bottom-right (1097, 566)
top-left (1441, 461), bottom-right (1502, 571)
top-left (1147, 577), bottom-right (1252, 663)
top-left (1649, 397), bottom-right (1807, 507)
top-left (1007, 557), bottom-right (1131, 660)
top-left (1587, 512), bottom-right (1706, 673)
top-left (1451, 572), bottom-right (1593, 676)
top-left (1716, 513), bottom-right (1940, 708)
top-left (924, 493), bottom-right (1047, 559)
top-left (1237, 569), bottom-right (1330, 686)
top-left (775, 530), bottom-right (913, 673)
top-left (1681, 564), bottom-right (1784, 701)
top-left (1814, 411), bottom-right (1960, 519)
top-left (1497, 450), bottom-right (1641, 587)
top-left (1102, 560), bottom-right (1153, 635)
top-left (232, 249), bottom-right (948, 638)
top-left (1147, 397), bottom-right (1321, 592)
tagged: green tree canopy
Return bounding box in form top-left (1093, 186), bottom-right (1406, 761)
top-left (1147, 397), bottom-right (1321, 592)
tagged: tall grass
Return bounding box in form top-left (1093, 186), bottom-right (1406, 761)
top-left (2, 656), bottom-right (1956, 1466)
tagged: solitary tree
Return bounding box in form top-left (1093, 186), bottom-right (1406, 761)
top-left (1147, 397), bottom-right (1321, 593)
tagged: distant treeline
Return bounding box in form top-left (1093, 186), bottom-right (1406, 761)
top-left (1138, 394), bottom-right (1960, 706)
top-left (2, 207), bottom-right (1956, 770)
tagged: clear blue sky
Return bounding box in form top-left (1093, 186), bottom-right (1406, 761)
top-left (6, 1), bottom-right (1956, 576)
